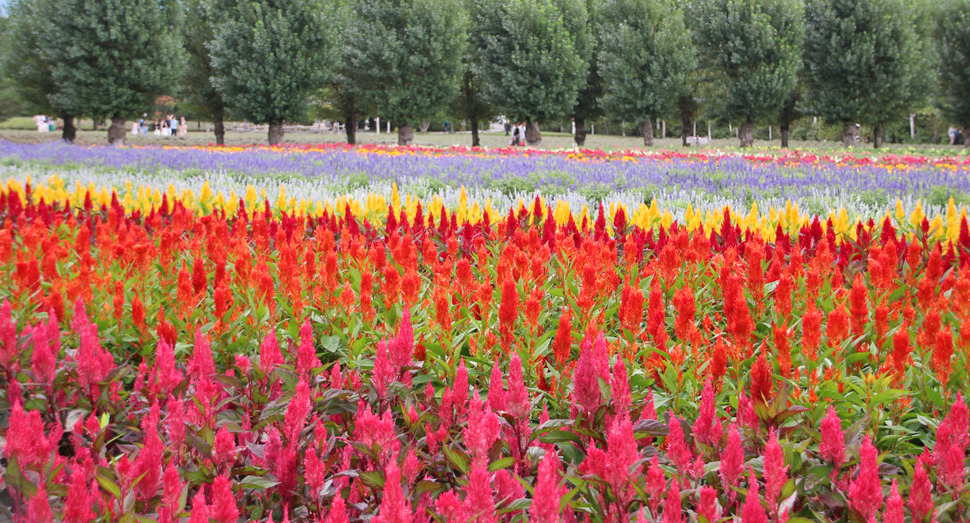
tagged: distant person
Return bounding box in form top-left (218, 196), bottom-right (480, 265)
top-left (35, 115), bottom-right (48, 132)
top-left (131, 121), bottom-right (140, 135)
top-left (511, 123), bottom-right (525, 146)
top-left (443, 120), bottom-right (450, 133)
top-left (140, 119), bottom-right (148, 135)
top-left (504, 122), bottom-right (511, 136)
top-left (48, 118), bottom-right (56, 132)
top-left (162, 120), bottom-right (171, 137)
top-left (179, 117), bottom-right (188, 137)
top-left (950, 127), bottom-right (959, 146)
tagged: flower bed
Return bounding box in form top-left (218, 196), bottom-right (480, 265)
top-left (1, 172), bottom-right (969, 523)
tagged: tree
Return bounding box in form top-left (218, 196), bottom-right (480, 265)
top-left (597, 0), bottom-right (695, 146)
top-left (476, 0), bottom-right (587, 146)
top-left (564, 0), bottom-right (601, 147)
top-left (453, 0), bottom-right (499, 147)
top-left (210, 0), bottom-right (335, 145)
top-left (346, 0), bottom-right (467, 146)
top-left (41, 0), bottom-right (183, 144)
top-left (3, 0), bottom-right (78, 140)
top-left (181, 0), bottom-right (228, 145)
top-left (694, 0), bottom-right (804, 147)
top-left (937, 0), bottom-right (970, 147)
top-left (804, 0), bottom-right (919, 147)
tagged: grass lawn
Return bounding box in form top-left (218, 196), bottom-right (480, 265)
top-left (1, 126), bottom-right (966, 156)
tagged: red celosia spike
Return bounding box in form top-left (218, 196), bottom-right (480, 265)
top-left (933, 329), bottom-right (954, 388)
top-left (380, 460), bottom-right (414, 523)
top-left (209, 474), bottom-right (239, 523)
top-left (693, 379), bottom-right (720, 447)
top-left (296, 319), bottom-right (321, 379)
top-left (848, 436), bottom-right (882, 522)
top-left (191, 254), bottom-right (207, 295)
top-left (891, 328), bottom-right (911, 382)
top-left (507, 351), bottom-right (529, 418)
top-left (63, 470), bottom-right (95, 523)
top-left (698, 486), bottom-right (719, 523)
top-left (212, 426), bottom-right (236, 470)
top-left (645, 454), bottom-right (666, 516)
top-left (750, 349), bottom-right (773, 406)
top-left (328, 495), bottom-right (350, 523)
top-left (667, 416), bottom-right (693, 477)
top-left (611, 357), bottom-right (631, 415)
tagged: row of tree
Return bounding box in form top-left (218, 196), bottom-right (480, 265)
top-left (2, 0), bottom-right (969, 148)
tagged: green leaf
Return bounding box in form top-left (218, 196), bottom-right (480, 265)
top-left (488, 457), bottom-right (516, 472)
top-left (444, 445), bottom-right (470, 474)
top-left (239, 475), bottom-right (279, 490)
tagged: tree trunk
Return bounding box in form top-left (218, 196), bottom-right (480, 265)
top-left (739, 118), bottom-right (754, 148)
top-left (61, 114), bottom-right (76, 143)
top-left (213, 114), bottom-right (225, 146)
top-left (92, 119), bottom-right (99, 131)
top-left (574, 117), bottom-right (587, 146)
top-left (346, 119), bottom-right (357, 145)
top-left (420, 121), bottom-right (430, 133)
top-left (471, 119), bottom-right (480, 147)
top-left (681, 111), bottom-right (691, 147)
top-left (641, 118), bottom-right (654, 147)
top-left (964, 127), bottom-right (970, 148)
top-left (780, 123), bottom-right (790, 148)
top-left (842, 123), bottom-right (857, 147)
top-left (108, 116), bottom-right (127, 145)
top-left (873, 125), bottom-right (884, 149)
top-left (268, 121), bottom-right (284, 145)
top-left (525, 120), bottom-right (541, 146)
top-left (398, 123), bottom-right (414, 146)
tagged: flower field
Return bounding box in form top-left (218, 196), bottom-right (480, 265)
top-left (2, 143), bottom-right (970, 523)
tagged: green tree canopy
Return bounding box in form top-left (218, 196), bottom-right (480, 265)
top-left (181, 0), bottom-right (228, 144)
top-left (345, 0), bottom-right (467, 146)
top-left (452, 0), bottom-right (500, 147)
top-left (695, 0), bottom-right (804, 147)
top-left (804, 0), bottom-right (920, 147)
top-left (937, 0), bottom-right (970, 146)
top-left (476, 0), bottom-right (587, 146)
top-left (597, 0), bottom-right (695, 146)
top-left (41, 0), bottom-right (184, 144)
top-left (561, 0), bottom-right (600, 146)
top-left (210, 0), bottom-right (336, 145)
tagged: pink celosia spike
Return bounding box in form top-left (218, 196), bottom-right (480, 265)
top-left (328, 495), bottom-right (350, 523)
top-left (211, 474), bottom-right (240, 523)
top-left (305, 447), bottom-right (327, 499)
top-left (611, 357), bottom-right (631, 416)
top-left (645, 454), bottom-right (667, 516)
top-left (30, 322), bottom-right (57, 384)
top-left (693, 379), bottom-right (719, 447)
top-left (848, 436), bottom-right (882, 523)
top-left (188, 328), bottom-right (215, 381)
top-left (572, 339), bottom-right (601, 415)
top-left (464, 457), bottom-right (496, 523)
top-left (763, 429), bottom-right (788, 515)
top-left (372, 340), bottom-right (394, 399)
top-left (380, 460), bottom-right (413, 523)
top-left (663, 478), bottom-right (682, 523)
top-left (486, 360), bottom-right (506, 413)
top-left (884, 480), bottom-right (904, 523)
top-left (741, 468), bottom-right (767, 523)
top-left (27, 481), bottom-right (53, 523)
top-left (592, 333), bottom-right (611, 383)
top-left (0, 299), bottom-right (18, 369)
top-left (909, 459), bottom-right (933, 521)
top-left (667, 416), bottom-right (693, 477)
top-left (507, 352), bottom-right (529, 418)
top-left (435, 490), bottom-right (465, 521)
top-left (719, 424), bottom-right (745, 506)
top-left (212, 426), bottom-right (236, 470)
top-left (187, 491), bottom-right (209, 523)
top-left (819, 406), bottom-right (845, 470)
top-left (296, 319), bottom-right (322, 379)
top-left (133, 401), bottom-right (163, 501)
top-left (531, 449), bottom-right (564, 523)
top-left (260, 329), bottom-right (283, 375)
top-left (63, 472), bottom-right (94, 523)
top-left (161, 462), bottom-right (183, 513)
top-left (154, 337), bottom-right (182, 396)
top-left (390, 309), bottom-right (414, 368)
top-left (698, 486), bottom-right (719, 523)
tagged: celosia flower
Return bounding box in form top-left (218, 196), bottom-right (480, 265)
top-left (693, 379), bottom-right (721, 447)
top-left (819, 407), bottom-right (845, 471)
top-left (667, 416), bottom-right (693, 477)
top-left (507, 351), bottom-right (529, 418)
top-left (909, 459), bottom-right (933, 521)
top-left (188, 491), bottom-right (209, 523)
top-left (27, 481), bottom-right (53, 523)
top-left (464, 458), bottom-right (496, 523)
top-left (531, 449), bottom-right (564, 523)
top-left (380, 460), bottom-right (413, 523)
top-left (741, 469), bottom-right (767, 523)
top-left (296, 318), bottom-right (321, 378)
top-left (720, 424), bottom-right (745, 505)
top-left (464, 388), bottom-right (501, 458)
top-left (436, 490), bottom-right (465, 521)
top-left (328, 495), bottom-right (350, 523)
top-left (260, 329), bottom-right (283, 375)
top-left (884, 480), bottom-right (904, 523)
top-left (211, 475), bottom-right (240, 523)
top-left (698, 486), bottom-right (719, 523)
top-left (645, 454), bottom-right (667, 516)
top-left (848, 436), bottom-right (882, 523)
top-left (134, 401), bottom-right (163, 501)
top-left (63, 473), bottom-right (94, 523)
top-left (389, 309), bottom-right (414, 368)
top-left (611, 357), bottom-right (631, 415)
top-left (663, 479), bottom-right (683, 523)
top-left (572, 339), bottom-right (601, 415)
top-left (212, 426), bottom-right (236, 470)
top-left (763, 430), bottom-right (788, 515)
top-left (486, 361), bottom-right (506, 413)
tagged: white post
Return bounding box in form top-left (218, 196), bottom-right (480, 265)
top-left (729, 122), bottom-right (732, 132)
top-left (708, 123), bottom-right (712, 140)
top-left (591, 124), bottom-right (594, 135)
top-left (662, 120), bottom-right (666, 138)
top-left (571, 119), bottom-right (576, 136)
top-left (769, 125), bottom-right (772, 141)
top-left (387, 121), bottom-right (391, 134)
top-left (376, 117), bottom-right (380, 135)
top-left (910, 114), bottom-right (916, 139)
top-left (692, 121), bottom-right (697, 140)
